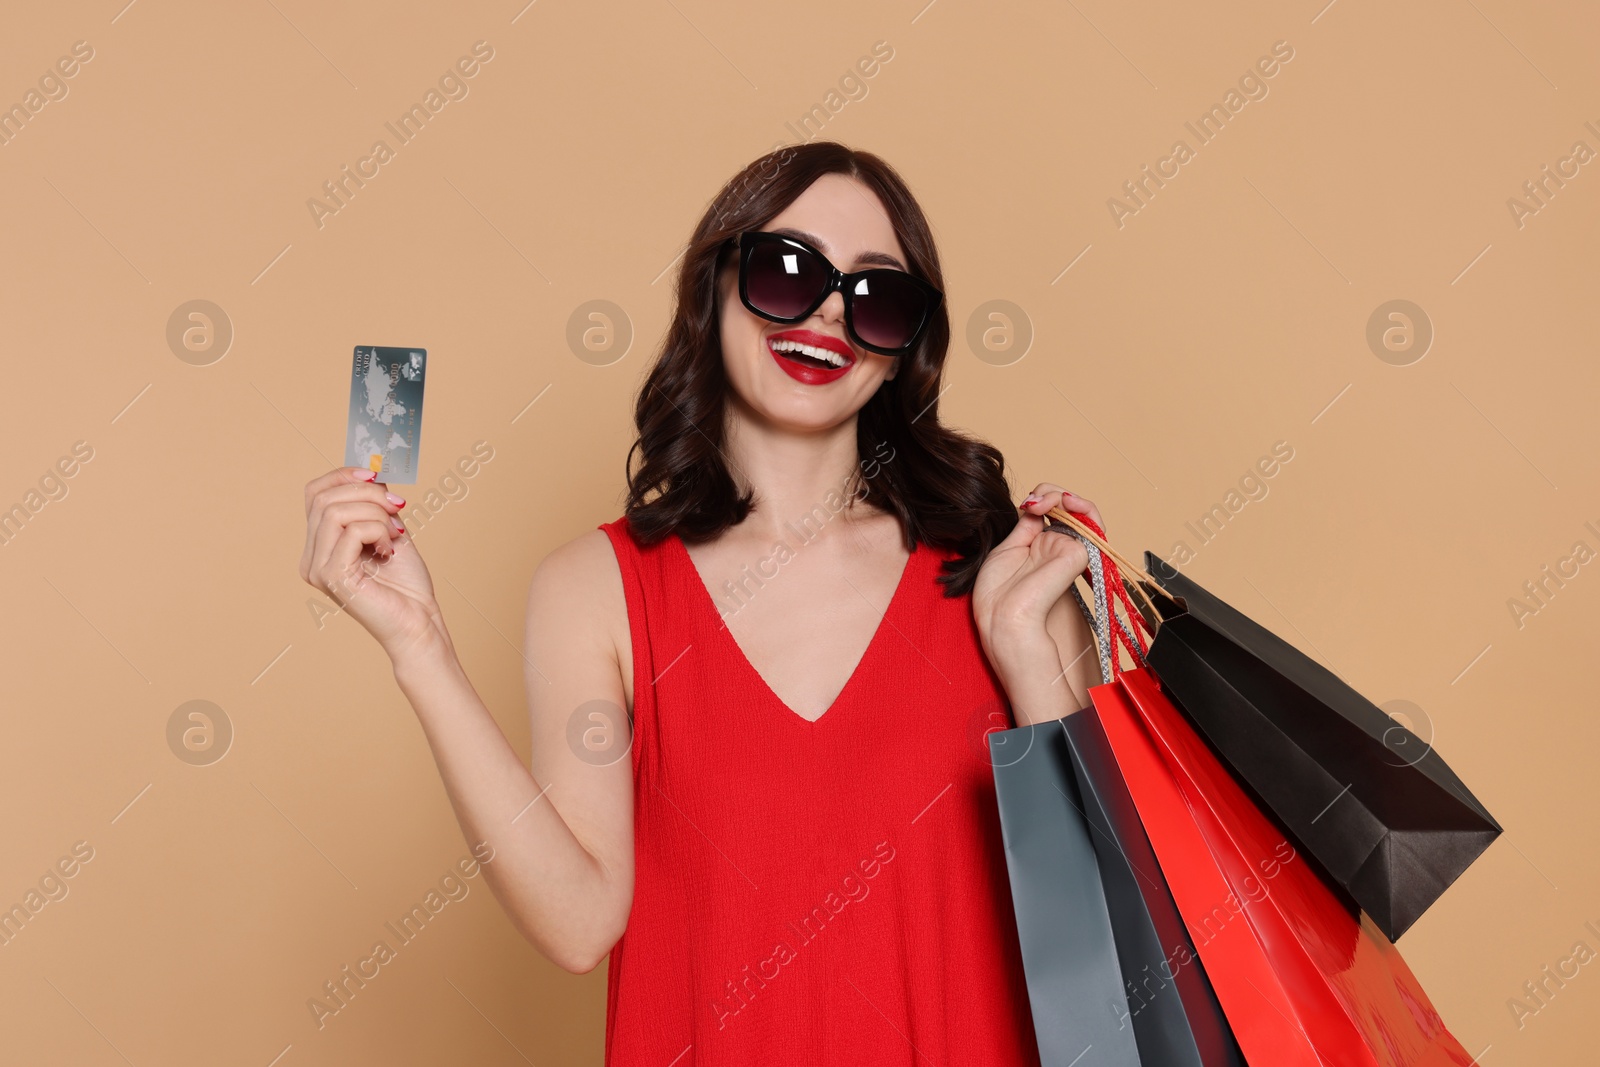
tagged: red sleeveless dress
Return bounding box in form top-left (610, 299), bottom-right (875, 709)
top-left (597, 515), bottom-right (1042, 1066)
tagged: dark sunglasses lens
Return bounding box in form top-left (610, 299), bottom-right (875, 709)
top-left (849, 272), bottom-right (930, 351)
top-left (745, 240), bottom-right (829, 319)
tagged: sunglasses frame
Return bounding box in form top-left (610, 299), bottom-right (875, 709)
top-left (733, 230), bottom-right (943, 356)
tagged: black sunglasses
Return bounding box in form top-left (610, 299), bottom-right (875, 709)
top-left (733, 231), bottom-right (943, 356)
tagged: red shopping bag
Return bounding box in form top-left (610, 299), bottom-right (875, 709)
top-left (1098, 672), bottom-right (1475, 1066)
top-left (1045, 512), bottom-right (1475, 1066)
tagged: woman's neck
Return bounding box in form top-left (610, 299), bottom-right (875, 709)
top-left (722, 408), bottom-right (878, 544)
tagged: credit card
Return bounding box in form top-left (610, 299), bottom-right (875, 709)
top-left (344, 345), bottom-right (426, 485)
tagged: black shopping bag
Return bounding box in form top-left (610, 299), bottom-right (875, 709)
top-left (987, 533), bottom-right (1241, 1067)
top-left (1139, 553), bottom-right (1503, 941)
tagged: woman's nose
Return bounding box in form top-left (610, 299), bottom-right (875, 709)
top-left (815, 289), bottom-right (847, 324)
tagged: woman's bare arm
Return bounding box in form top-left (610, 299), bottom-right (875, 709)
top-left (989, 588), bottom-right (1104, 727)
top-left (390, 529), bottom-right (635, 973)
top-left (300, 468), bottom-right (634, 973)
top-left (390, 531), bottom-right (633, 972)
top-left (1044, 587), bottom-right (1106, 709)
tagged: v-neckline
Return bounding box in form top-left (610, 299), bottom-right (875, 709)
top-left (670, 531), bottom-right (920, 727)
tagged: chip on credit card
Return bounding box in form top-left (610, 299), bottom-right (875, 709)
top-left (344, 346), bottom-right (425, 485)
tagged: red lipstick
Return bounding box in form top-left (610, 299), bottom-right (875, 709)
top-left (766, 328), bottom-right (856, 385)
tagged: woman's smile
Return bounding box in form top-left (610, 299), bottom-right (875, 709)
top-left (766, 327), bottom-right (856, 385)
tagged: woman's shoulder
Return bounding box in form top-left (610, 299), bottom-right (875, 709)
top-left (526, 523), bottom-right (630, 637)
top-left (535, 521), bottom-right (630, 591)
top-left (522, 522), bottom-right (634, 688)
top-left (534, 512), bottom-right (682, 608)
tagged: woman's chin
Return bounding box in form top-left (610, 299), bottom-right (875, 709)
top-left (735, 389), bottom-right (863, 433)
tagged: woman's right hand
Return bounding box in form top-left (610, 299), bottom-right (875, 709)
top-left (300, 467), bottom-right (446, 660)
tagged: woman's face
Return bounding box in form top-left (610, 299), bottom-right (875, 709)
top-left (717, 173), bottom-right (906, 432)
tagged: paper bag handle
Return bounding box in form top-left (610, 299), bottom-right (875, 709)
top-left (1042, 506), bottom-right (1177, 629)
top-left (1042, 509), bottom-right (1159, 683)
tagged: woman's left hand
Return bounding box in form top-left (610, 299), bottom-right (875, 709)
top-left (972, 482), bottom-right (1105, 676)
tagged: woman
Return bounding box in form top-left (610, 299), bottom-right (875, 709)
top-left (300, 141), bottom-right (1106, 1064)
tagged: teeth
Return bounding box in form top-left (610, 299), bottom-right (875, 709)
top-left (771, 338), bottom-right (850, 368)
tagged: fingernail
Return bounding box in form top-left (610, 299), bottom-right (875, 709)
top-left (356, 469), bottom-right (376, 481)
top-left (386, 492), bottom-right (406, 507)
top-left (1021, 494), bottom-right (1039, 507)
top-left (1061, 490), bottom-right (1073, 497)
top-left (391, 516), bottom-right (405, 532)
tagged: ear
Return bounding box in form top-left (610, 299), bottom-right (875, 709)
top-left (884, 361), bottom-right (898, 381)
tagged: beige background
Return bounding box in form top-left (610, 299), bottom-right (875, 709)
top-left (1, 0), bottom-right (1596, 1062)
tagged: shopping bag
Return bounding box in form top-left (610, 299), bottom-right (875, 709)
top-left (988, 715), bottom-right (1143, 1067)
top-left (1063, 708), bottom-right (1243, 1066)
top-left (1041, 512), bottom-right (1476, 1066)
top-left (1137, 553), bottom-right (1502, 940)
top-left (988, 534), bottom-right (1241, 1066)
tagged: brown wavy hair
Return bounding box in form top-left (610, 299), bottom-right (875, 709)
top-left (621, 141), bottom-right (1016, 597)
